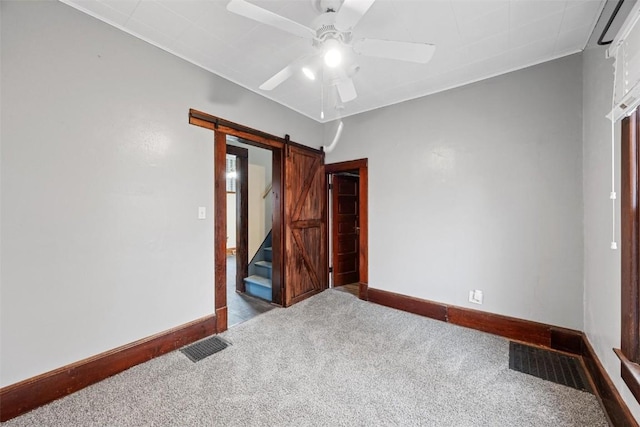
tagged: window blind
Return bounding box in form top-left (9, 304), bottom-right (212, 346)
top-left (609, 1), bottom-right (640, 121)
top-left (226, 154), bottom-right (237, 193)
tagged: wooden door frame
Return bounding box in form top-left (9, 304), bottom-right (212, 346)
top-left (325, 159), bottom-right (369, 300)
top-left (617, 109), bottom-right (640, 402)
top-left (331, 173), bottom-right (360, 287)
top-left (226, 144), bottom-right (249, 294)
top-left (189, 110), bottom-right (285, 332)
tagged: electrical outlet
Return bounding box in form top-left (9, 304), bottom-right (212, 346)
top-left (469, 290), bottom-right (483, 304)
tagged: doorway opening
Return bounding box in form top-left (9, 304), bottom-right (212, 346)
top-left (326, 159), bottom-right (369, 300)
top-left (189, 109), bottom-right (326, 333)
top-left (226, 137), bottom-right (275, 327)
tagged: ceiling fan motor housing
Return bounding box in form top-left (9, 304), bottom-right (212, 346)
top-left (312, 12), bottom-right (352, 44)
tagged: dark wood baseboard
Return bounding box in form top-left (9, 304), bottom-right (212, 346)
top-left (216, 306), bottom-right (228, 333)
top-left (448, 305), bottom-right (555, 346)
top-left (367, 288), bottom-right (576, 347)
top-left (550, 326), bottom-right (585, 354)
top-left (367, 287), bottom-right (638, 427)
top-left (358, 282), bottom-right (368, 301)
top-left (0, 314), bottom-right (217, 422)
top-left (369, 288), bottom-right (447, 322)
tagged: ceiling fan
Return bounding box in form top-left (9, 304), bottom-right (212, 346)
top-left (226, 0), bottom-right (436, 106)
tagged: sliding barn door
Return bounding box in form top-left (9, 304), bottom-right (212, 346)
top-left (284, 145), bottom-right (327, 306)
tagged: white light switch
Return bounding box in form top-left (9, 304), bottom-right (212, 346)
top-left (198, 207), bottom-right (206, 219)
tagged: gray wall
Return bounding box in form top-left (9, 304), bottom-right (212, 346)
top-left (252, 146), bottom-right (274, 238)
top-left (325, 54), bottom-right (585, 330)
top-left (0, 0), bottom-right (321, 387)
top-left (582, 42), bottom-right (640, 419)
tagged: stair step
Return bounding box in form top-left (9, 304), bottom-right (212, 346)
top-left (263, 247), bottom-right (272, 263)
top-left (255, 260), bottom-right (272, 269)
top-left (244, 275), bottom-right (272, 289)
top-left (255, 260), bottom-right (272, 279)
top-left (244, 275), bottom-right (272, 302)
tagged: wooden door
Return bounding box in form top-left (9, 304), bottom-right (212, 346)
top-left (332, 174), bottom-right (359, 286)
top-left (283, 145), bottom-right (327, 306)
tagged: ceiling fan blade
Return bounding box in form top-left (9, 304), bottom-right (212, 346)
top-left (227, 0), bottom-right (314, 39)
top-left (336, 78), bottom-right (357, 103)
top-left (259, 64), bottom-right (294, 91)
top-left (335, 0), bottom-right (376, 31)
top-left (259, 55), bottom-right (315, 90)
top-left (354, 39), bottom-right (436, 63)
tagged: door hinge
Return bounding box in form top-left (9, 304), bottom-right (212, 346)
top-left (328, 183), bottom-right (332, 190)
top-left (329, 266), bottom-right (333, 273)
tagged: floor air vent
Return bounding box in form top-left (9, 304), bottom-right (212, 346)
top-left (180, 336), bottom-right (229, 362)
top-left (508, 342), bottom-right (592, 393)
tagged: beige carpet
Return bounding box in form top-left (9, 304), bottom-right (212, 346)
top-left (3, 290), bottom-right (609, 426)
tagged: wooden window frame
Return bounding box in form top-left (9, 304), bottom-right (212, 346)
top-left (616, 110), bottom-right (640, 403)
top-left (226, 154), bottom-right (237, 193)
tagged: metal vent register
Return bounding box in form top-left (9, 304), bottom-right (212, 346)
top-left (509, 342), bottom-right (592, 393)
top-left (180, 336), bottom-right (229, 362)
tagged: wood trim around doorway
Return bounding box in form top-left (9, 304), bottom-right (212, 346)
top-left (325, 159), bottom-right (368, 300)
top-left (226, 144), bottom-right (249, 294)
top-left (190, 111), bottom-right (286, 331)
top-left (214, 131), bottom-right (228, 332)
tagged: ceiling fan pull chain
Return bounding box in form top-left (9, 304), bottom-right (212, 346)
top-left (321, 67), bottom-right (325, 120)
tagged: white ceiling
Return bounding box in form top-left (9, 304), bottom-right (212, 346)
top-left (62, 0), bottom-right (605, 123)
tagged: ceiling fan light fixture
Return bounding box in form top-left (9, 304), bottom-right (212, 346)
top-left (324, 49), bottom-right (342, 68)
top-left (323, 39), bottom-right (342, 68)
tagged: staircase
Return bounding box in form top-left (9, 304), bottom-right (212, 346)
top-left (244, 232), bottom-right (272, 302)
